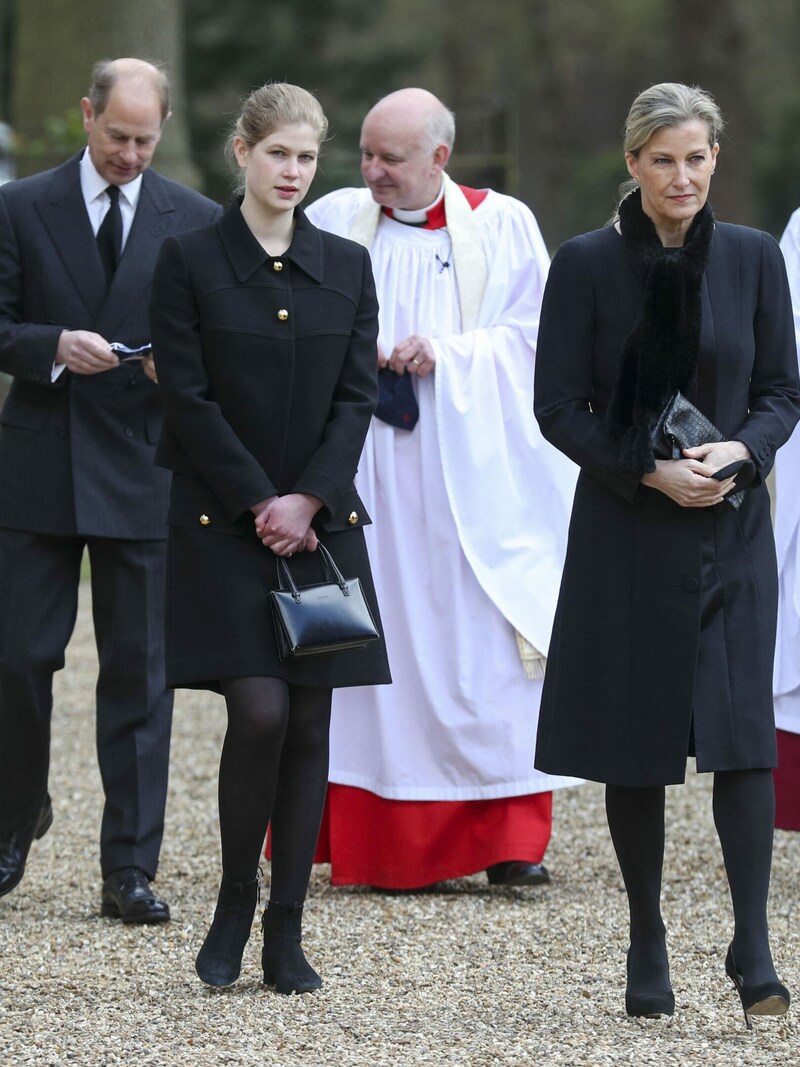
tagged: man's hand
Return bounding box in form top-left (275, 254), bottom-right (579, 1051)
top-left (388, 334), bottom-right (436, 378)
top-left (55, 330), bottom-right (119, 375)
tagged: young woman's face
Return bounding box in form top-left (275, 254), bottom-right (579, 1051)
top-left (234, 122), bottom-right (319, 217)
top-left (625, 119), bottom-right (718, 238)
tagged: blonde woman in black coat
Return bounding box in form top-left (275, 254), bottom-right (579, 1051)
top-left (149, 84), bottom-right (389, 993)
top-left (534, 84), bottom-right (800, 1026)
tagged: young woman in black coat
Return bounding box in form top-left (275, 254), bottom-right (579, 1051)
top-left (534, 83), bottom-right (800, 1026)
top-left (149, 83), bottom-right (390, 993)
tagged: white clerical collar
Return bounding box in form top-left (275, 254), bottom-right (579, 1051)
top-left (350, 173), bottom-right (488, 334)
top-left (80, 147), bottom-right (143, 210)
top-left (391, 183), bottom-right (445, 225)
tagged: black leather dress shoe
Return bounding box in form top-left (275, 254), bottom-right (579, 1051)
top-left (486, 860), bottom-right (551, 886)
top-left (101, 867), bottom-right (171, 924)
top-left (0, 794), bottom-right (53, 898)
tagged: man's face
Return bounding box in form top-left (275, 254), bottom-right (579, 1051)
top-left (81, 80), bottom-right (165, 186)
top-left (359, 112), bottom-right (442, 211)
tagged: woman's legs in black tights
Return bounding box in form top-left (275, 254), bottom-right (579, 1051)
top-left (218, 677), bottom-right (332, 898)
top-left (605, 784), bottom-right (672, 1009)
top-left (713, 768), bottom-right (779, 985)
top-left (195, 676), bottom-right (291, 986)
top-left (198, 677), bottom-right (332, 989)
top-left (605, 770), bottom-right (782, 1012)
top-left (218, 676), bottom-right (291, 882)
top-left (269, 684), bottom-right (332, 904)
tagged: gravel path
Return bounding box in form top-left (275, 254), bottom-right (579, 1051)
top-left (0, 589), bottom-right (797, 1066)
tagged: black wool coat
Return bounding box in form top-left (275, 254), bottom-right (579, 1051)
top-left (533, 222), bottom-right (800, 786)
top-left (149, 201), bottom-right (389, 691)
top-left (152, 201), bottom-right (379, 529)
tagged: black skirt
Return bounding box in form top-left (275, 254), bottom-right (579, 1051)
top-left (165, 523), bottom-right (391, 693)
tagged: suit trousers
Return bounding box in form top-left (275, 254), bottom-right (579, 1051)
top-left (0, 528), bottom-right (173, 878)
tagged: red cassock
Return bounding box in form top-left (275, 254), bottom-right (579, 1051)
top-left (775, 730), bottom-right (800, 831)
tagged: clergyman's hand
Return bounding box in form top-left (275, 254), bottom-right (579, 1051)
top-left (389, 334), bottom-right (436, 378)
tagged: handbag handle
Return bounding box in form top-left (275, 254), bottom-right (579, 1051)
top-left (274, 542), bottom-right (351, 604)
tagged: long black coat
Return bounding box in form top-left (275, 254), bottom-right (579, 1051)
top-left (149, 201), bottom-right (390, 690)
top-left (533, 222), bottom-right (800, 786)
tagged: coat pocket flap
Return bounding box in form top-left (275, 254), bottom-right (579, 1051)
top-left (0, 397), bottom-right (50, 431)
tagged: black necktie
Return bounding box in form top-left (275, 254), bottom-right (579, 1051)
top-left (96, 185), bottom-right (122, 282)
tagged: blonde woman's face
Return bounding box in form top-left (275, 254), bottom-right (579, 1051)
top-left (234, 122), bottom-right (319, 218)
top-left (625, 119), bottom-right (718, 238)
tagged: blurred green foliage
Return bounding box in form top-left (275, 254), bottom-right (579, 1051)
top-left (1, 0), bottom-right (799, 245)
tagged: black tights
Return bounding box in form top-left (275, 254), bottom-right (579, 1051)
top-left (218, 676), bottom-right (332, 904)
top-left (606, 769), bottom-right (778, 990)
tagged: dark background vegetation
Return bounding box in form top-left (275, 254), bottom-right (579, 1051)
top-left (1, 0), bottom-right (799, 251)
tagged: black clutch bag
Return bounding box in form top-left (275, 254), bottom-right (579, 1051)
top-left (649, 391), bottom-right (754, 510)
top-left (374, 367), bottom-right (419, 430)
top-left (268, 543), bottom-right (379, 661)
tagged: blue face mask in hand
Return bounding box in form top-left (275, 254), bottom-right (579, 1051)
top-left (110, 342), bottom-right (152, 363)
top-left (374, 367), bottom-right (419, 431)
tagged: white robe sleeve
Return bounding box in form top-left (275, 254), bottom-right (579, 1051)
top-left (774, 210), bottom-right (800, 730)
top-left (432, 194), bottom-right (578, 655)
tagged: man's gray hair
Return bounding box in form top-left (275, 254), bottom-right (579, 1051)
top-left (424, 106), bottom-right (456, 153)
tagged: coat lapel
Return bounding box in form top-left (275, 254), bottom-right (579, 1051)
top-left (34, 155), bottom-right (107, 321)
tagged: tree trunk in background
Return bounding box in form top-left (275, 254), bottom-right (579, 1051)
top-left (0, 0), bottom-right (14, 125)
top-left (12, 0), bottom-right (200, 187)
top-left (666, 0), bottom-right (752, 226)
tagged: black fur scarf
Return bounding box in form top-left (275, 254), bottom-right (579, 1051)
top-left (605, 187), bottom-right (715, 476)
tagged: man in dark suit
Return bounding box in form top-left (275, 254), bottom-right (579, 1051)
top-left (0, 58), bottom-right (220, 922)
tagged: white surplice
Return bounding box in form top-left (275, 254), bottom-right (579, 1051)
top-left (307, 187), bottom-right (580, 799)
top-left (775, 209), bottom-right (800, 735)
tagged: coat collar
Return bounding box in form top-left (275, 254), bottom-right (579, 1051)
top-left (218, 199), bottom-right (324, 283)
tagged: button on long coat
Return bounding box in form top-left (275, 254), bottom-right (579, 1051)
top-left (533, 222), bottom-right (800, 787)
top-left (149, 201), bottom-right (390, 692)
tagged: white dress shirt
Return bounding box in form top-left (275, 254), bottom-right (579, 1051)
top-left (52, 150), bottom-right (144, 381)
top-left (80, 147), bottom-right (142, 244)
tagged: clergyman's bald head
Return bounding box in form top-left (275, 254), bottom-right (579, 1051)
top-left (364, 89), bottom-right (455, 154)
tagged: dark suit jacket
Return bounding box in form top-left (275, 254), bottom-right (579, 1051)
top-left (150, 201), bottom-right (379, 536)
top-left (533, 222), bottom-right (800, 786)
top-left (0, 153), bottom-right (221, 539)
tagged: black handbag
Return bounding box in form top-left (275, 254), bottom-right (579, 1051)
top-left (374, 367), bottom-right (419, 430)
top-left (649, 391), bottom-right (754, 510)
top-left (268, 543), bottom-right (379, 661)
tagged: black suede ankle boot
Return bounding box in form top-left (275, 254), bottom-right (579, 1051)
top-left (195, 875), bottom-right (259, 987)
top-left (261, 901), bottom-right (322, 994)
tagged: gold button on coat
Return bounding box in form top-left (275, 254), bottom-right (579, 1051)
top-left (199, 514), bottom-right (211, 526)
top-left (347, 511), bottom-right (359, 525)
top-left (277, 309), bottom-right (289, 321)
top-left (273, 261), bottom-right (283, 272)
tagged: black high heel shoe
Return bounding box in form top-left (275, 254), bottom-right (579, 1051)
top-left (725, 945), bottom-right (790, 1031)
top-left (625, 946), bottom-right (675, 1019)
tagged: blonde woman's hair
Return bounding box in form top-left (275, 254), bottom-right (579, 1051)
top-left (614, 82), bottom-right (724, 215)
top-left (226, 82), bottom-right (328, 193)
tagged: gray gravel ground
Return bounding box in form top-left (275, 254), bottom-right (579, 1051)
top-left (0, 590), bottom-right (797, 1066)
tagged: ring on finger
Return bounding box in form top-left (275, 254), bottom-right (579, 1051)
top-left (412, 357), bottom-right (421, 366)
